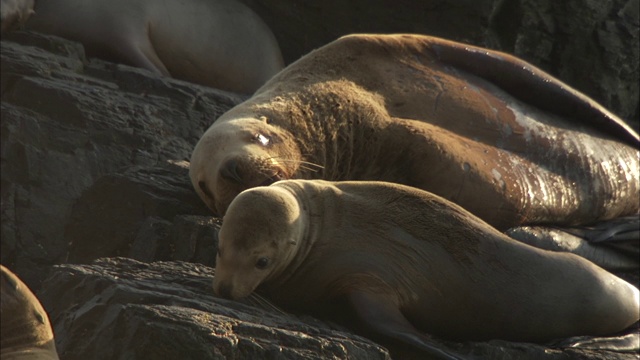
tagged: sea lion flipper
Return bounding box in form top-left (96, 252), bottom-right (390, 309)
top-left (425, 36), bottom-right (639, 145)
top-left (117, 36), bottom-right (170, 77)
top-left (347, 290), bottom-right (464, 360)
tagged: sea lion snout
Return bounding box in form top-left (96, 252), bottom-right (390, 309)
top-left (220, 159), bottom-right (243, 184)
top-left (213, 277), bottom-right (254, 300)
top-left (213, 280), bottom-right (233, 299)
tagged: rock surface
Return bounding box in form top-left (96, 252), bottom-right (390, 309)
top-left (1, 1), bottom-right (639, 359)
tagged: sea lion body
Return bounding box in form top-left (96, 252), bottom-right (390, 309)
top-left (1, 265), bottom-right (58, 360)
top-left (0, 0), bottom-right (34, 32)
top-left (190, 34), bottom-right (639, 229)
top-left (213, 180), bottom-right (640, 354)
top-left (24, 0), bottom-right (283, 93)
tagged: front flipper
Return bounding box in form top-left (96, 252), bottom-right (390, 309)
top-left (347, 290), bottom-right (466, 360)
top-left (423, 36), bottom-right (639, 145)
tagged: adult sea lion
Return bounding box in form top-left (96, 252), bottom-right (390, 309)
top-left (190, 34), bottom-right (639, 230)
top-left (1, 265), bottom-right (59, 360)
top-left (23, 0), bottom-right (284, 94)
top-left (213, 179), bottom-right (640, 359)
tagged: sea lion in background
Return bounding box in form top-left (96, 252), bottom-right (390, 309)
top-left (190, 34), bottom-right (639, 231)
top-left (213, 179), bottom-right (640, 360)
top-left (1, 265), bottom-right (59, 360)
top-left (0, 0), bottom-right (34, 32)
top-left (23, 0), bottom-right (284, 94)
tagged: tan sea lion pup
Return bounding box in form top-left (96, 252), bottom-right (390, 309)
top-left (23, 0), bottom-right (284, 94)
top-left (213, 180), bottom-right (640, 360)
top-left (1, 265), bottom-right (59, 360)
top-left (190, 34), bottom-right (639, 230)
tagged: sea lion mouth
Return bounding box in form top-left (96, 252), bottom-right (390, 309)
top-left (259, 170), bottom-right (285, 186)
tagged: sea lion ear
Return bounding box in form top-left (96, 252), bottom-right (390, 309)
top-left (258, 116), bottom-right (271, 124)
top-left (288, 239), bottom-right (297, 245)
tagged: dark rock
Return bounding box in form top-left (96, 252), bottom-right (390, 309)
top-left (64, 161), bottom-right (215, 264)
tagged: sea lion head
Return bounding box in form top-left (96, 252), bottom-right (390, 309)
top-left (213, 185), bottom-right (305, 300)
top-left (190, 111), bottom-right (301, 216)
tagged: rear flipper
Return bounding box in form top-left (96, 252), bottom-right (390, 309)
top-left (347, 290), bottom-right (467, 360)
top-left (506, 216), bottom-right (639, 271)
top-left (550, 332), bottom-right (639, 352)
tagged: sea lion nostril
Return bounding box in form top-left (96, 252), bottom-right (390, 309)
top-left (220, 160), bottom-right (243, 183)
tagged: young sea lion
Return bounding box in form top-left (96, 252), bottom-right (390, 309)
top-left (213, 180), bottom-right (640, 359)
top-left (190, 34), bottom-right (639, 230)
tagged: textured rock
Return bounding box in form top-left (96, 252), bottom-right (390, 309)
top-left (1, 31), bottom-right (243, 287)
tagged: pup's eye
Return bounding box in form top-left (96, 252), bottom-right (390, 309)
top-left (255, 257), bottom-right (270, 269)
top-left (253, 133), bottom-right (270, 146)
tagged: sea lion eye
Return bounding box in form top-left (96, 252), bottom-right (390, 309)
top-left (253, 133), bottom-right (271, 146)
top-left (255, 257), bottom-right (269, 269)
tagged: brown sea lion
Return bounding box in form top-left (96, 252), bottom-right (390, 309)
top-left (23, 0), bottom-right (284, 94)
top-left (213, 179), bottom-right (640, 359)
top-left (190, 34), bottom-right (639, 231)
top-left (0, 0), bottom-right (34, 32)
top-left (1, 265), bottom-right (59, 360)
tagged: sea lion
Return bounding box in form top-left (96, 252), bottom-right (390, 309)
top-left (1, 265), bottom-right (59, 360)
top-left (0, 0), bottom-right (34, 32)
top-left (213, 179), bottom-right (640, 359)
top-left (23, 0), bottom-right (283, 94)
top-left (190, 34), bottom-right (639, 231)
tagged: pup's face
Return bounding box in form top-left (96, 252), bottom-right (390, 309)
top-left (212, 186), bottom-right (302, 300)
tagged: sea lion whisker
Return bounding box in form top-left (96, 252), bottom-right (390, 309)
top-left (266, 155), bottom-right (324, 168)
top-left (248, 293), bottom-right (288, 315)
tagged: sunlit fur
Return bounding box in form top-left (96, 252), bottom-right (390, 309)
top-left (213, 185), bottom-right (304, 299)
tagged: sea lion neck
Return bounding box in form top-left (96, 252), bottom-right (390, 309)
top-left (263, 181), bottom-right (332, 288)
top-left (256, 84), bottom-right (418, 183)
